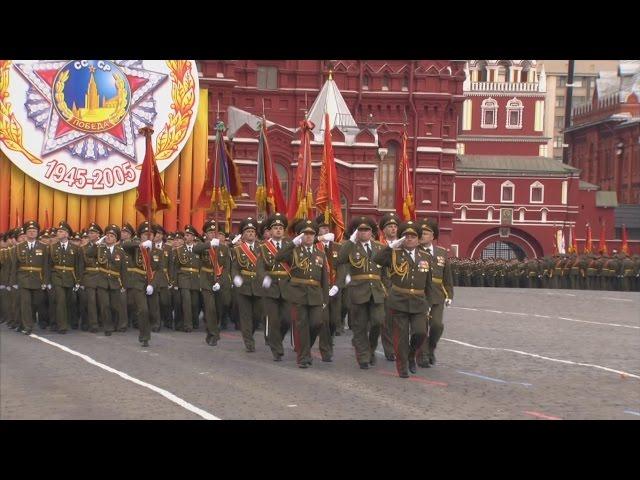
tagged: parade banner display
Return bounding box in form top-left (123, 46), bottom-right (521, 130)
top-left (1, 60), bottom-right (199, 196)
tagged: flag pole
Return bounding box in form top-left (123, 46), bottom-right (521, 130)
top-left (139, 126), bottom-right (155, 221)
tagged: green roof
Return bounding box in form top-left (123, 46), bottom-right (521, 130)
top-left (457, 155), bottom-right (580, 175)
top-left (595, 191), bottom-right (618, 208)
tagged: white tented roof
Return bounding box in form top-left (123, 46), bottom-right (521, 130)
top-left (225, 106), bottom-right (294, 138)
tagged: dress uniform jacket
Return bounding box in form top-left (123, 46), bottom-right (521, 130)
top-left (120, 240), bottom-right (152, 290)
top-left (84, 243), bottom-right (127, 289)
top-left (257, 238), bottom-right (292, 299)
top-left (173, 243), bottom-right (203, 290)
top-left (231, 242), bottom-right (262, 296)
top-left (150, 243), bottom-right (172, 289)
top-left (421, 245), bottom-right (453, 305)
top-left (11, 240), bottom-right (51, 288)
top-left (336, 240), bottom-right (386, 304)
top-left (49, 242), bottom-right (81, 288)
top-left (194, 241), bottom-right (231, 289)
top-left (275, 243), bottom-right (328, 306)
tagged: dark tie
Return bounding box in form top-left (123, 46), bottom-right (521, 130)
top-left (277, 242), bottom-right (281, 250)
top-left (365, 243), bottom-right (371, 258)
top-left (250, 244), bottom-right (254, 253)
top-left (62, 244), bottom-right (66, 253)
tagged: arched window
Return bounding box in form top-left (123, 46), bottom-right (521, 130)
top-left (402, 75), bottom-right (409, 91)
top-left (506, 97), bottom-right (523, 129)
top-left (541, 208), bottom-right (548, 223)
top-left (275, 163), bottom-right (289, 201)
top-left (378, 142), bottom-right (397, 209)
top-left (518, 208), bottom-right (525, 222)
top-left (472, 180), bottom-right (485, 202)
top-left (477, 61), bottom-right (488, 82)
top-left (363, 74), bottom-right (370, 90)
top-left (487, 207), bottom-right (494, 221)
top-left (382, 73), bottom-right (391, 91)
top-left (501, 180), bottom-right (515, 203)
top-left (460, 206), bottom-right (467, 220)
top-left (481, 97), bottom-right (498, 129)
top-left (530, 181), bottom-right (544, 203)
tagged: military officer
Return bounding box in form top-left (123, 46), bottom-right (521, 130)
top-left (373, 221), bottom-right (433, 378)
top-left (378, 212), bottom-right (401, 362)
top-left (275, 219), bottom-right (329, 368)
top-left (231, 218), bottom-right (263, 352)
top-left (337, 216), bottom-right (386, 370)
top-left (149, 224), bottom-right (172, 331)
top-left (173, 225), bottom-right (202, 332)
top-left (416, 218), bottom-right (453, 368)
top-left (47, 221), bottom-right (81, 334)
top-left (80, 223), bottom-right (103, 333)
top-left (120, 223), bottom-right (137, 328)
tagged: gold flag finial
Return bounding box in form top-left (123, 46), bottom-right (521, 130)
top-left (328, 69), bottom-right (333, 80)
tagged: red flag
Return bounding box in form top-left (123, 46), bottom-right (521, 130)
top-left (195, 121), bottom-right (242, 232)
top-left (316, 113), bottom-right (345, 242)
top-left (552, 227), bottom-right (558, 255)
top-left (135, 127), bottom-right (171, 219)
top-left (621, 224), bottom-right (629, 254)
top-left (287, 119), bottom-right (315, 223)
top-left (395, 131), bottom-right (415, 221)
top-left (598, 220), bottom-right (608, 255)
top-left (584, 223), bottom-right (592, 254)
top-left (256, 120), bottom-right (286, 218)
top-left (571, 225), bottom-right (578, 254)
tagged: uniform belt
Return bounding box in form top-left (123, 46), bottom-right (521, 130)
top-left (127, 267), bottom-right (147, 275)
top-left (432, 277), bottom-right (444, 284)
top-left (528, 272), bottom-right (537, 277)
top-left (351, 274), bottom-right (381, 281)
top-left (99, 268), bottom-right (120, 277)
top-left (201, 267), bottom-right (215, 273)
top-left (624, 269), bottom-right (634, 273)
top-left (241, 270), bottom-right (256, 277)
top-left (19, 266), bottom-right (43, 272)
top-left (54, 266), bottom-right (75, 272)
top-left (391, 285), bottom-right (425, 296)
top-left (290, 277), bottom-right (320, 286)
top-left (268, 271), bottom-right (290, 277)
top-left (85, 267), bottom-right (100, 272)
top-left (180, 267), bottom-right (199, 273)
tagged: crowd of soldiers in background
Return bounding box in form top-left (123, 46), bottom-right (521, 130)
top-left (450, 253), bottom-right (640, 291)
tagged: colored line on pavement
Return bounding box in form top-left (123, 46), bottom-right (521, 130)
top-left (524, 411), bottom-right (562, 420)
top-left (378, 369), bottom-right (448, 386)
top-left (602, 297), bottom-right (633, 302)
top-left (457, 370), bottom-right (532, 387)
top-left (29, 333), bottom-right (220, 420)
top-left (557, 317), bottom-right (639, 330)
top-left (624, 410), bottom-right (640, 417)
top-left (442, 338), bottom-right (640, 381)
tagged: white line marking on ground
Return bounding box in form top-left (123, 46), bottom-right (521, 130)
top-left (287, 404), bottom-right (298, 408)
top-left (30, 334), bottom-right (220, 420)
top-left (624, 410), bottom-right (640, 417)
top-left (441, 337), bottom-right (640, 381)
top-left (602, 297), bottom-right (633, 302)
top-left (557, 317), bottom-right (640, 329)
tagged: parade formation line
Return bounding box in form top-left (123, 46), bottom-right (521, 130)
top-left (29, 333), bottom-right (220, 420)
top-left (441, 338), bottom-right (640, 380)
top-left (523, 411), bottom-right (562, 420)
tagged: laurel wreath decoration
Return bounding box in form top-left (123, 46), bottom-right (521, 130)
top-left (0, 60), bottom-right (42, 164)
top-left (54, 69), bottom-right (74, 120)
top-left (154, 60), bottom-right (196, 161)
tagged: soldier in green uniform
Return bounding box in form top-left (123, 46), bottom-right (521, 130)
top-left (416, 218), bottom-right (453, 368)
top-left (173, 225), bottom-right (202, 332)
top-left (526, 257), bottom-right (540, 288)
top-left (621, 253), bottom-right (635, 291)
top-left (119, 223), bottom-right (136, 329)
top-left (5, 229), bottom-right (21, 330)
top-left (0, 233), bottom-right (14, 325)
top-left (275, 219), bottom-right (329, 368)
top-left (256, 213), bottom-right (293, 361)
top-left (373, 221), bottom-right (433, 378)
top-left (120, 221), bottom-right (156, 347)
top-left (38, 229), bottom-right (55, 330)
top-left (337, 216), bottom-right (386, 370)
top-left (194, 220), bottom-right (230, 347)
top-left (86, 224), bottom-right (128, 335)
top-left (80, 223), bottom-right (103, 333)
top-left (47, 221), bottom-right (81, 334)
top-left (231, 218), bottom-right (263, 352)
top-left (168, 232), bottom-right (184, 330)
top-left (10, 221), bottom-right (50, 335)
top-left (378, 212), bottom-right (400, 361)
top-left (148, 224), bottom-right (172, 331)
top-left (213, 228), bottom-right (233, 331)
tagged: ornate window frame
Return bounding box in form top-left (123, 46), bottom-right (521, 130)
top-left (530, 181), bottom-right (544, 204)
top-left (481, 97), bottom-right (498, 129)
top-left (501, 180), bottom-right (515, 203)
top-left (471, 180), bottom-right (485, 202)
top-left (506, 97), bottom-right (523, 129)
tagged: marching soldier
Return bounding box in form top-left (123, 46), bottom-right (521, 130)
top-left (214, 228), bottom-right (233, 332)
top-left (86, 224), bottom-right (128, 335)
top-left (0, 233), bottom-right (14, 325)
top-left (7, 228), bottom-right (25, 331)
top-left (194, 220), bottom-right (230, 347)
top-left (39, 229), bottom-right (55, 330)
top-left (149, 225), bottom-right (172, 331)
top-left (257, 213), bottom-right (293, 361)
top-left (47, 221), bottom-right (81, 334)
top-left (81, 223), bottom-right (104, 333)
top-left (120, 221), bottom-right (156, 347)
top-left (337, 216), bottom-right (386, 370)
top-left (526, 256), bottom-right (540, 288)
top-left (120, 223), bottom-right (136, 329)
top-left (231, 218), bottom-right (263, 352)
top-left (373, 221), bottom-right (433, 378)
top-left (173, 225), bottom-right (202, 332)
top-left (417, 218), bottom-right (453, 368)
top-left (10, 221), bottom-right (51, 335)
top-left (621, 253), bottom-right (635, 292)
top-left (378, 212), bottom-right (400, 361)
top-left (275, 219), bottom-right (329, 368)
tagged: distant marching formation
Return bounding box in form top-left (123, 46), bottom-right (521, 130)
top-left (0, 212), bottom-right (454, 379)
top-left (451, 254), bottom-right (640, 291)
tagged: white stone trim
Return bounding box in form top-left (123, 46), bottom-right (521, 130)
top-left (481, 97), bottom-right (498, 129)
top-left (529, 181), bottom-right (544, 204)
top-left (471, 180), bottom-right (485, 202)
top-left (501, 180), bottom-right (515, 203)
top-left (505, 97), bottom-right (523, 129)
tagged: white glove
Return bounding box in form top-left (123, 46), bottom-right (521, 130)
top-left (445, 299), bottom-right (452, 307)
top-left (389, 236), bottom-right (406, 249)
top-left (233, 275), bottom-right (243, 287)
top-left (349, 229), bottom-right (358, 243)
top-left (328, 285), bottom-right (339, 297)
top-left (141, 240), bottom-right (153, 249)
top-left (345, 274), bottom-right (351, 285)
top-left (80, 285), bottom-right (85, 291)
top-left (293, 233), bottom-right (304, 246)
top-left (97, 235), bottom-right (106, 244)
top-left (13, 284), bottom-right (19, 290)
top-left (5, 286), bottom-right (11, 291)
top-left (262, 275), bottom-right (272, 289)
top-left (173, 285), bottom-right (179, 290)
top-left (210, 238), bottom-right (220, 247)
top-left (47, 284), bottom-right (52, 290)
top-left (0, 285), bottom-right (5, 290)
top-left (320, 233), bottom-right (335, 242)
top-left (146, 285), bottom-right (154, 296)
top-left (212, 283), bottom-right (221, 292)
top-left (120, 288), bottom-right (126, 294)
top-left (232, 234), bottom-right (242, 245)
top-left (41, 284), bottom-right (47, 290)
top-left (322, 303), bottom-right (327, 310)
top-left (73, 284), bottom-right (80, 292)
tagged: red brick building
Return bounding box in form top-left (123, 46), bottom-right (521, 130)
top-left (198, 60), bottom-right (466, 246)
top-left (565, 60), bottom-right (640, 248)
